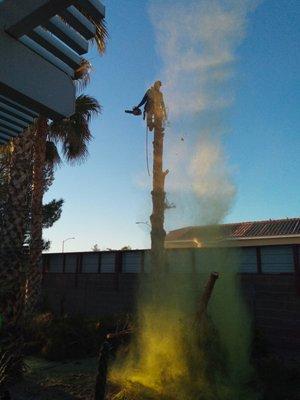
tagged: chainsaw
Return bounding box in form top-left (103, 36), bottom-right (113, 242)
top-left (125, 106), bottom-right (142, 116)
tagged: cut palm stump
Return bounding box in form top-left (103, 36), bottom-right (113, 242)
top-left (94, 272), bottom-right (220, 400)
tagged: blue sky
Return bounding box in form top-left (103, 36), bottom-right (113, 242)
top-left (44, 0), bottom-right (300, 252)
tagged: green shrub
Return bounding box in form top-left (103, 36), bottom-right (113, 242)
top-left (24, 312), bottom-right (132, 361)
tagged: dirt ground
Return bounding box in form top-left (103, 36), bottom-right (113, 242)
top-left (10, 357), bottom-right (101, 400)
top-left (9, 356), bottom-right (300, 400)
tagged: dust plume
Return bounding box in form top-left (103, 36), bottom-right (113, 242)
top-left (151, 0), bottom-right (251, 117)
top-left (110, 1), bottom-right (259, 399)
top-left (150, 0), bottom-right (258, 226)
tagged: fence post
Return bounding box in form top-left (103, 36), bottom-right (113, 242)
top-left (293, 244), bottom-right (300, 296)
top-left (256, 247), bottom-right (262, 274)
top-left (140, 250), bottom-right (145, 273)
top-left (98, 252), bottom-right (102, 274)
top-left (115, 251), bottom-right (123, 291)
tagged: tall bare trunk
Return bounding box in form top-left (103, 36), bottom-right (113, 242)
top-left (150, 119), bottom-right (168, 278)
top-left (0, 130), bottom-right (33, 389)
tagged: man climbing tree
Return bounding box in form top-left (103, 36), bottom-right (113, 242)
top-left (126, 81), bottom-right (168, 277)
top-left (135, 80), bottom-right (167, 131)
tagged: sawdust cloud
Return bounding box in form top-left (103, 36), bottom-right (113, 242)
top-left (153, 0), bottom-right (259, 226)
top-left (110, 1), bottom-right (260, 399)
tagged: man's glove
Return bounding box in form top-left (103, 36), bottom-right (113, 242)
top-left (125, 107), bottom-right (142, 116)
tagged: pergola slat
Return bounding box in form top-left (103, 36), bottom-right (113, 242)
top-left (0, 126), bottom-right (20, 137)
top-left (60, 6), bottom-right (96, 40)
top-left (0, 95), bottom-right (39, 118)
top-left (45, 15), bottom-right (88, 55)
top-left (74, 0), bottom-right (105, 23)
top-left (0, 102), bottom-right (34, 124)
top-left (0, 131), bottom-right (17, 140)
top-left (20, 35), bottom-right (74, 76)
top-left (6, 0), bottom-right (75, 38)
top-left (6, 0), bottom-right (104, 42)
top-left (0, 121), bottom-right (23, 134)
top-left (28, 26), bottom-right (82, 70)
top-left (0, 111), bottom-right (28, 129)
top-left (0, 0), bottom-right (105, 144)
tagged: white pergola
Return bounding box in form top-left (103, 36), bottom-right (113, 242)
top-left (0, 0), bottom-right (105, 144)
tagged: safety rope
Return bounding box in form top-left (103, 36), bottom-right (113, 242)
top-left (145, 124), bottom-right (150, 176)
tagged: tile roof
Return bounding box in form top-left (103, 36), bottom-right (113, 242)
top-left (166, 218), bottom-right (300, 242)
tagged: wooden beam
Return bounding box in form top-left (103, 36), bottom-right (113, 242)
top-left (0, 132), bottom-right (15, 140)
top-left (5, 0), bottom-right (104, 39)
top-left (28, 26), bottom-right (82, 69)
top-left (0, 101), bottom-right (34, 124)
top-left (0, 129), bottom-right (18, 138)
top-left (0, 110), bottom-right (28, 129)
top-left (0, 95), bottom-right (38, 118)
top-left (44, 15), bottom-right (88, 55)
top-left (74, 0), bottom-right (105, 22)
top-left (0, 31), bottom-right (75, 118)
top-left (20, 35), bottom-right (75, 76)
top-left (6, 0), bottom-right (75, 38)
top-left (0, 120), bottom-right (23, 134)
top-left (60, 6), bottom-right (96, 40)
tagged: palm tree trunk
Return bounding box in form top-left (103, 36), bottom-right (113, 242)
top-left (25, 117), bottom-right (47, 317)
top-left (0, 130), bottom-right (33, 389)
top-left (150, 119), bottom-right (168, 279)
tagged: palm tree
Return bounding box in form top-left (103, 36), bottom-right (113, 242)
top-left (25, 94), bottom-right (101, 316)
top-left (0, 130), bottom-right (34, 388)
top-left (0, 14), bottom-right (107, 390)
top-left (24, 119), bottom-right (47, 316)
top-left (0, 143), bottom-right (13, 221)
top-left (25, 13), bottom-right (108, 317)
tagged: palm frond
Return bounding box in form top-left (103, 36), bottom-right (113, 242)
top-left (45, 141), bottom-right (61, 166)
top-left (74, 59), bottom-right (92, 92)
top-left (92, 17), bottom-right (108, 54)
top-left (76, 8), bottom-right (108, 54)
top-left (62, 130), bottom-right (89, 164)
top-left (75, 94), bottom-right (102, 123)
top-left (48, 95), bottom-right (101, 164)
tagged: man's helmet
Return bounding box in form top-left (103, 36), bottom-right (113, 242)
top-left (154, 80), bottom-right (162, 89)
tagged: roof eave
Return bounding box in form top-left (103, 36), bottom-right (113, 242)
top-left (224, 234), bottom-right (300, 241)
